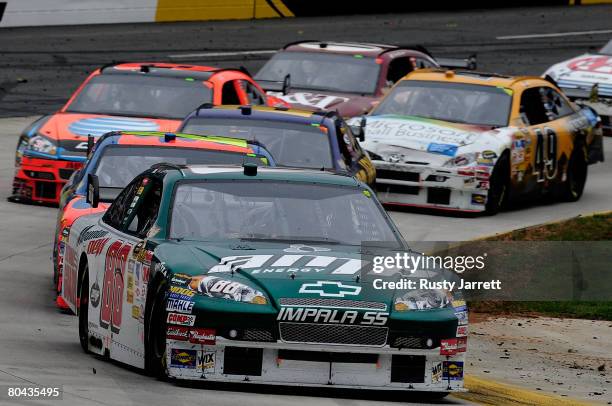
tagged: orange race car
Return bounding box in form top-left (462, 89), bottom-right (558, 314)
top-left (53, 130), bottom-right (274, 310)
top-left (11, 62), bottom-right (286, 205)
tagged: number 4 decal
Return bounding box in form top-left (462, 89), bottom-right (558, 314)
top-left (100, 241), bottom-right (131, 333)
top-left (534, 127), bottom-right (558, 181)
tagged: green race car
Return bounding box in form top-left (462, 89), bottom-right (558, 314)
top-left (63, 163), bottom-right (467, 395)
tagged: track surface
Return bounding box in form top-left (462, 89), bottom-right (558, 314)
top-left (1, 6), bottom-right (612, 406)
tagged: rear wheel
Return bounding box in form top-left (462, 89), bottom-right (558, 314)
top-left (485, 152), bottom-right (510, 215)
top-left (78, 264), bottom-right (90, 354)
top-left (145, 280), bottom-right (167, 378)
top-left (558, 142), bottom-right (587, 202)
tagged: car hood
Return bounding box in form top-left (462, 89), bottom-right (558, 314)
top-left (546, 53), bottom-right (612, 87)
top-left (38, 113), bottom-right (180, 157)
top-left (360, 115), bottom-right (500, 165)
top-left (268, 90), bottom-right (378, 117)
top-left (155, 240), bottom-right (448, 307)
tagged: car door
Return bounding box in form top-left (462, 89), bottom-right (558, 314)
top-left (92, 175), bottom-right (162, 368)
top-left (516, 86), bottom-right (581, 193)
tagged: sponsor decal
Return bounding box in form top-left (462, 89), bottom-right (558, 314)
top-left (457, 336), bottom-right (467, 353)
top-left (477, 181), bottom-right (490, 190)
top-left (189, 328), bottom-right (216, 345)
top-left (440, 338), bottom-right (458, 356)
top-left (167, 326), bottom-right (190, 341)
top-left (431, 362), bottom-right (443, 384)
top-left (511, 149), bottom-right (525, 163)
top-left (90, 282), bottom-right (101, 308)
top-left (277, 307), bottom-right (387, 326)
top-left (169, 285), bottom-right (195, 298)
top-left (299, 281), bottom-right (361, 298)
top-left (131, 305), bottom-right (142, 320)
top-left (471, 194), bottom-right (486, 205)
top-left (269, 91), bottom-right (349, 110)
top-left (452, 300), bottom-right (466, 309)
top-left (171, 273), bottom-right (191, 285)
top-left (365, 117), bottom-right (479, 146)
top-left (284, 244), bottom-right (331, 253)
top-left (170, 349), bottom-right (197, 369)
top-left (567, 55), bottom-right (612, 74)
top-left (427, 143), bottom-right (458, 157)
top-left (86, 237), bottom-right (109, 256)
top-left (100, 241), bottom-right (131, 333)
top-left (481, 150), bottom-right (497, 159)
top-left (198, 351), bottom-right (216, 374)
top-left (443, 361), bottom-right (464, 380)
top-left (77, 225), bottom-right (108, 246)
top-left (167, 312), bottom-right (196, 327)
top-left (456, 325), bottom-right (468, 337)
top-left (455, 311), bottom-right (468, 325)
top-left (127, 265), bottom-right (134, 304)
top-left (209, 255), bottom-right (364, 275)
top-left (166, 298), bottom-right (194, 314)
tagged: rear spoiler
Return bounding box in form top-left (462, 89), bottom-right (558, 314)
top-left (436, 55), bottom-right (477, 71)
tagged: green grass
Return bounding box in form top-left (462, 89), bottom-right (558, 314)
top-left (470, 212), bottom-right (612, 320)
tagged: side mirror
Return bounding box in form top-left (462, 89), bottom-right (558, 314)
top-left (86, 174), bottom-right (99, 208)
top-left (282, 74), bottom-right (291, 96)
top-left (350, 116), bottom-right (367, 142)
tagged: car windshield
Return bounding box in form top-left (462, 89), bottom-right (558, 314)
top-left (66, 74), bottom-right (213, 119)
top-left (600, 40), bottom-right (612, 56)
top-left (372, 80), bottom-right (512, 127)
top-left (170, 181), bottom-right (400, 246)
top-left (181, 118), bottom-right (333, 168)
top-left (94, 145), bottom-right (262, 191)
top-left (255, 51), bottom-right (380, 95)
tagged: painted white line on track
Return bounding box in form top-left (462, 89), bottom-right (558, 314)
top-left (497, 29), bottom-right (612, 40)
top-left (169, 50), bottom-right (277, 59)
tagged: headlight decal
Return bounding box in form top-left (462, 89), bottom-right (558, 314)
top-left (394, 289), bottom-right (452, 311)
top-left (189, 275), bottom-right (267, 305)
top-left (27, 134), bottom-right (58, 155)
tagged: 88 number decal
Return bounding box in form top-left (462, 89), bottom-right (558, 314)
top-left (100, 241), bottom-right (131, 333)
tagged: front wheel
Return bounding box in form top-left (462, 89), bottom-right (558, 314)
top-left (485, 153), bottom-right (510, 215)
top-left (145, 280), bottom-right (167, 378)
top-left (78, 264), bottom-right (90, 353)
top-left (557, 143), bottom-right (587, 202)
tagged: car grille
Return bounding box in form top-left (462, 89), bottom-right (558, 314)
top-left (242, 329), bottom-right (274, 342)
top-left (376, 169), bottom-right (420, 182)
top-left (279, 322), bottom-right (388, 346)
top-left (279, 298), bottom-right (387, 310)
top-left (59, 168), bottom-right (75, 180)
top-left (391, 336), bottom-right (439, 349)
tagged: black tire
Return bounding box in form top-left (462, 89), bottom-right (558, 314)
top-left (78, 264), bottom-right (90, 354)
top-left (558, 142), bottom-right (587, 202)
top-left (145, 279), bottom-right (167, 378)
top-left (485, 152), bottom-right (510, 215)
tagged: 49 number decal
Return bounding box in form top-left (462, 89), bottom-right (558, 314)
top-left (534, 127), bottom-right (558, 181)
top-left (100, 241), bottom-right (131, 333)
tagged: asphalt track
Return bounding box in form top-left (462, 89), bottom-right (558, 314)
top-left (1, 5), bottom-right (612, 406)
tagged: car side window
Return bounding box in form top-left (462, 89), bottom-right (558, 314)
top-left (386, 57), bottom-right (415, 84)
top-left (221, 80), bottom-right (241, 104)
top-left (415, 57), bottom-right (436, 68)
top-left (125, 178), bottom-right (162, 238)
top-left (240, 80), bottom-right (267, 105)
top-left (542, 87), bottom-right (575, 121)
top-left (519, 87), bottom-right (549, 126)
top-left (102, 177), bottom-right (141, 230)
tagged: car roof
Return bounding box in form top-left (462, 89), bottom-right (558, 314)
top-left (281, 40), bottom-right (431, 58)
top-left (99, 62), bottom-right (246, 81)
top-left (157, 164), bottom-right (360, 186)
top-left (183, 104), bottom-right (336, 126)
top-left (401, 68), bottom-right (547, 88)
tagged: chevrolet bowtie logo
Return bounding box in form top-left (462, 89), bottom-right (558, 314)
top-left (298, 281), bottom-right (361, 297)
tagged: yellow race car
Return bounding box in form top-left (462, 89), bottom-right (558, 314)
top-left (355, 69), bottom-right (604, 214)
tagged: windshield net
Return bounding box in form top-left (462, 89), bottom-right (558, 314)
top-left (67, 74), bottom-right (213, 119)
top-left (255, 51), bottom-right (380, 94)
top-left (373, 80), bottom-right (512, 127)
top-left (170, 181), bottom-right (399, 245)
top-left (181, 118), bottom-right (333, 168)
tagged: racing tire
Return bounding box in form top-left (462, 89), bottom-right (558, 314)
top-left (557, 142), bottom-right (588, 202)
top-left (485, 152), bottom-right (510, 215)
top-left (145, 279), bottom-right (168, 379)
top-left (78, 264), bottom-right (90, 354)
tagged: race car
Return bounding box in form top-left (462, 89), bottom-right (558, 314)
top-left (54, 131), bottom-right (274, 310)
top-left (178, 104), bottom-right (375, 185)
top-left (353, 69), bottom-right (604, 214)
top-left (11, 62), bottom-right (285, 205)
top-left (544, 39), bottom-right (612, 135)
top-left (64, 164), bottom-right (467, 395)
top-left (254, 41), bottom-right (476, 117)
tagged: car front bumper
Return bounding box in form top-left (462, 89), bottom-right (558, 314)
top-left (166, 337), bottom-right (466, 392)
top-left (373, 161), bottom-right (493, 212)
top-left (12, 156), bottom-right (82, 204)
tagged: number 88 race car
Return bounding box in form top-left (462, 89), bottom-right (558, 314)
top-left (62, 163), bottom-right (468, 396)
